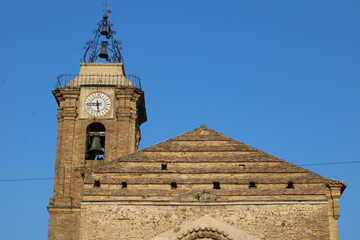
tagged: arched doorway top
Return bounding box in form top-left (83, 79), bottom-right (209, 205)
top-left (177, 227), bottom-right (232, 240)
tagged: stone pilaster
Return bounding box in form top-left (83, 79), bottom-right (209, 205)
top-left (326, 180), bottom-right (346, 240)
top-left (49, 87), bottom-right (81, 240)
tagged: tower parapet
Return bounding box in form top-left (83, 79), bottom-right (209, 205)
top-left (55, 63), bottom-right (141, 89)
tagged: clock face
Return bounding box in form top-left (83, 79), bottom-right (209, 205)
top-left (85, 92), bottom-right (111, 116)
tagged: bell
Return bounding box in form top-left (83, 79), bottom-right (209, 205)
top-left (99, 43), bottom-right (109, 59)
top-left (87, 136), bottom-right (104, 155)
top-left (100, 24), bottom-right (109, 36)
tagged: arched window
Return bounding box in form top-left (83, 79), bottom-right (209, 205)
top-left (85, 123), bottom-right (106, 160)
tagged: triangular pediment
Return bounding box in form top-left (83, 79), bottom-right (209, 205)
top-left (82, 125), bottom-right (344, 202)
top-left (89, 125), bottom-right (326, 182)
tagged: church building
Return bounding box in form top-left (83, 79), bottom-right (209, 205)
top-left (47, 13), bottom-right (346, 240)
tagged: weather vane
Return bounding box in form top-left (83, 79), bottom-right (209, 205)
top-left (81, 0), bottom-right (123, 63)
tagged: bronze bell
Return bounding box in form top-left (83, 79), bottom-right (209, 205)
top-left (99, 42), bottom-right (109, 59)
top-left (87, 136), bottom-right (104, 155)
top-left (100, 24), bottom-right (109, 36)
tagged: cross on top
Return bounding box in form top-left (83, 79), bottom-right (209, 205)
top-left (102, 0), bottom-right (112, 13)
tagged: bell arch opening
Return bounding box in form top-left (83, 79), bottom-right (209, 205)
top-left (85, 122), bottom-right (106, 160)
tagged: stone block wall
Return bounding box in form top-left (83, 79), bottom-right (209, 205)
top-left (79, 202), bottom-right (330, 240)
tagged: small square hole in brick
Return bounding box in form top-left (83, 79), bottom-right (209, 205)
top-left (213, 182), bottom-right (221, 189)
top-left (161, 164), bottom-right (167, 170)
top-left (249, 182), bottom-right (256, 188)
top-left (122, 182), bottom-right (127, 188)
top-left (286, 181), bottom-right (294, 189)
top-left (170, 182), bottom-right (177, 189)
top-left (94, 180), bottom-right (101, 188)
top-left (239, 164), bottom-right (246, 170)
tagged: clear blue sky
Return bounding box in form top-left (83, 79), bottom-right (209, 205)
top-left (0, 0), bottom-right (359, 239)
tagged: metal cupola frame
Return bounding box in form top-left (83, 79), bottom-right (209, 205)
top-left (82, 13), bottom-right (124, 63)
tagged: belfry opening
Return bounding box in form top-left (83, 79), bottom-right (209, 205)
top-left (86, 123), bottom-right (105, 160)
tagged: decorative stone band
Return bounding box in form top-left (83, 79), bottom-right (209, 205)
top-left (178, 228), bottom-right (233, 240)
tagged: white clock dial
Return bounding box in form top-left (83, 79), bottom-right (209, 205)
top-left (85, 92), bottom-right (111, 116)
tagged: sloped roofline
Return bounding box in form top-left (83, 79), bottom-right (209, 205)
top-left (85, 124), bottom-right (345, 187)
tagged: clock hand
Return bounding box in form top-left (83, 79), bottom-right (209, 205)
top-left (96, 100), bottom-right (100, 112)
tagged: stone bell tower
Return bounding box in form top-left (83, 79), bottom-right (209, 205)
top-left (47, 13), bottom-right (147, 240)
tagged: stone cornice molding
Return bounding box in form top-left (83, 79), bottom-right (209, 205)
top-left (326, 180), bottom-right (346, 188)
top-left (53, 87), bottom-right (80, 119)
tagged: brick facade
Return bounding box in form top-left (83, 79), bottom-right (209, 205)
top-left (79, 203), bottom-right (329, 240)
top-left (48, 63), bottom-right (345, 240)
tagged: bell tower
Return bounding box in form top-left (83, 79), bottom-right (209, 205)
top-left (47, 13), bottom-right (147, 240)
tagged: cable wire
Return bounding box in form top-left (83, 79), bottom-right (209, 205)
top-left (299, 161), bottom-right (360, 166)
top-left (0, 178), bottom-right (53, 182)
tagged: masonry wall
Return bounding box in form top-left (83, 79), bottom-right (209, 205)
top-left (48, 209), bottom-right (80, 240)
top-left (79, 202), bottom-right (330, 240)
top-left (49, 83), bottom-right (146, 240)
